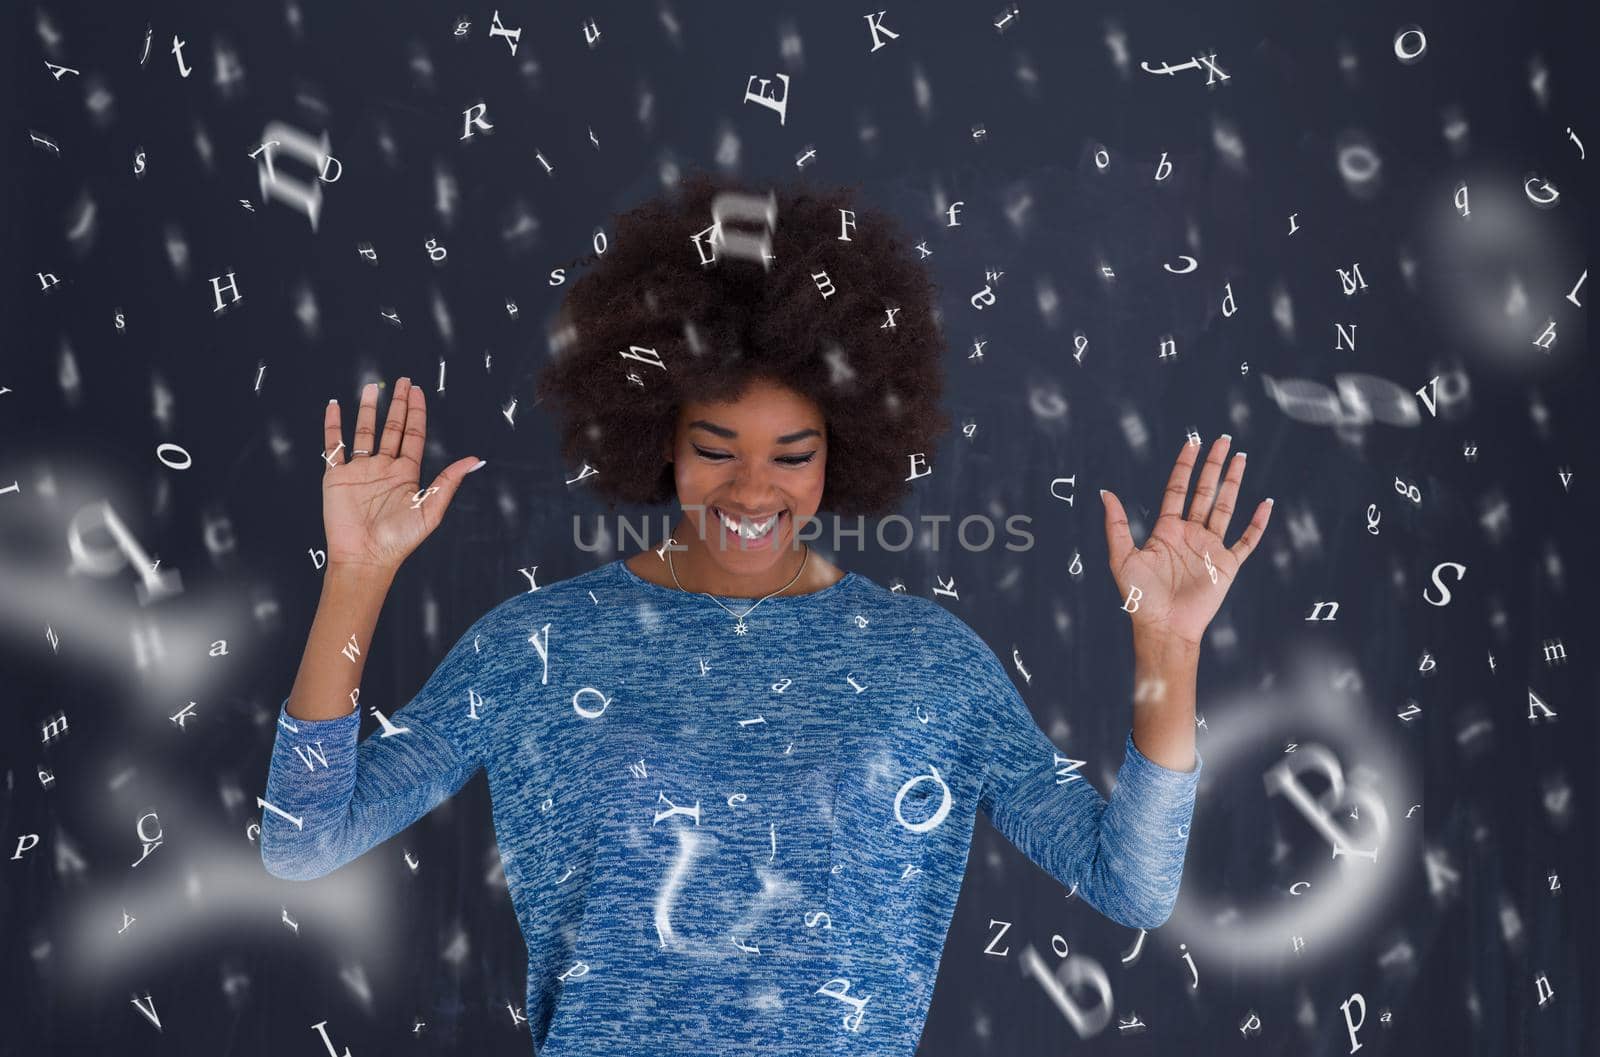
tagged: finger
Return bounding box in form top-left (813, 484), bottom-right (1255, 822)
top-left (1206, 450), bottom-right (1247, 539)
top-left (352, 382), bottom-right (380, 456)
top-left (1101, 489), bottom-right (1137, 569)
top-left (1228, 497), bottom-right (1274, 563)
top-left (1186, 434), bottom-right (1232, 524)
top-left (322, 398), bottom-right (345, 470)
top-left (399, 384), bottom-right (428, 465)
top-left (417, 456), bottom-right (486, 531)
top-left (377, 377), bottom-right (411, 457)
top-left (1158, 437), bottom-right (1203, 521)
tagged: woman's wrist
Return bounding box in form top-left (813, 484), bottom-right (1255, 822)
top-left (1132, 627), bottom-right (1202, 669)
top-left (1129, 627), bottom-right (1200, 771)
top-left (1130, 630), bottom-right (1199, 711)
top-left (324, 559), bottom-right (398, 597)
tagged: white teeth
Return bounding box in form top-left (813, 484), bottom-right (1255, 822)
top-left (716, 507), bottom-right (779, 538)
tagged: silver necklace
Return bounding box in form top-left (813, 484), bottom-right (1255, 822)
top-left (668, 545), bottom-right (811, 635)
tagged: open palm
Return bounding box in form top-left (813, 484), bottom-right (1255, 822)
top-left (1100, 435), bottom-right (1272, 648)
top-left (322, 377), bottom-right (482, 573)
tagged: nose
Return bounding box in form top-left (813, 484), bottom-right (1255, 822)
top-left (721, 461), bottom-right (783, 513)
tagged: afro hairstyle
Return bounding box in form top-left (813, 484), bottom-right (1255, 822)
top-left (536, 168), bottom-right (952, 519)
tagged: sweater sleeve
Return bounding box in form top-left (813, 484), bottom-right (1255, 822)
top-left (259, 607), bottom-right (499, 881)
top-left (973, 645), bottom-right (1202, 929)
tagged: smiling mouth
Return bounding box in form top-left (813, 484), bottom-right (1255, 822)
top-left (711, 505), bottom-right (786, 543)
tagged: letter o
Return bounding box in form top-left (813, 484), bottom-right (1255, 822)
top-left (1393, 27), bottom-right (1427, 63)
top-left (156, 443), bottom-right (192, 470)
top-left (1028, 386), bottom-right (1068, 419)
top-left (893, 766), bottom-right (952, 833)
top-left (876, 515), bottom-right (913, 552)
top-left (957, 514), bottom-right (995, 552)
top-left (1094, 148), bottom-right (1110, 170)
top-left (571, 686), bottom-right (612, 719)
top-left (1338, 144), bottom-right (1382, 185)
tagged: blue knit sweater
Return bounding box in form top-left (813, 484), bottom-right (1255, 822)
top-left (261, 558), bottom-right (1202, 1055)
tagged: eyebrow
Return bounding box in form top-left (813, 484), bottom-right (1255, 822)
top-left (688, 420), bottom-right (822, 444)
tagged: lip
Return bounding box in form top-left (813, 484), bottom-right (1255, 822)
top-left (711, 505), bottom-right (786, 549)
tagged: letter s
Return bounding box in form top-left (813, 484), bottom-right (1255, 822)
top-left (1423, 561), bottom-right (1466, 607)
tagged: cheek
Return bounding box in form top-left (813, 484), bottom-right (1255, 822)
top-left (676, 462), bottom-right (737, 516)
top-left (673, 457), bottom-right (712, 496)
top-left (796, 461), bottom-right (827, 504)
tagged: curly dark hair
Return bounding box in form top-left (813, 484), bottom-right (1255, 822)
top-left (535, 168), bottom-right (952, 519)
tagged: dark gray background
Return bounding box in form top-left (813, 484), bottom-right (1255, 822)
top-left (4, 1), bottom-right (1593, 1055)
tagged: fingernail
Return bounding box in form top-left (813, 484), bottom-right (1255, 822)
top-left (1099, 488), bottom-right (1107, 498)
top-left (468, 459), bottom-right (487, 473)
top-left (1236, 451), bottom-right (1247, 459)
top-left (328, 398), bottom-right (337, 403)
top-left (1220, 433), bottom-right (1232, 440)
top-left (1265, 496), bottom-right (1274, 505)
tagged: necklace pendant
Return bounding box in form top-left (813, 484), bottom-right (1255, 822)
top-left (734, 619), bottom-right (748, 635)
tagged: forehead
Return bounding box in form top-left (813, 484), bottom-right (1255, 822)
top-left (676, 379), bottom-right (824, 431)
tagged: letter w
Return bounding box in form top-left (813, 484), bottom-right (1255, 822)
top-left (292, 741), bottom-right (330, 771)
top-left (1052, 753), bottom-right (1086, 784)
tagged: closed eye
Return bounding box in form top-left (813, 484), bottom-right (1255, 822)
top-left (692, 445), bottom-right (816, 466)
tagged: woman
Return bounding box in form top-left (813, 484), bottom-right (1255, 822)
top-left (260, 172), bottom-right (1271, 1055)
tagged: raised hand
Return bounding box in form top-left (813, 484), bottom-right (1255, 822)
top-left (321, 377), bottom-right (483, 574)
top-left (1099, 435), bottom-right (1272, 649)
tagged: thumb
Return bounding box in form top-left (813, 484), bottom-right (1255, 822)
top-left (418, 456), bottom-right (486, 530)
top-left (1100, 489), bottom-right (1136, 569)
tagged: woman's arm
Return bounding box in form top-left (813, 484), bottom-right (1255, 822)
top-left (288, 377), bottom-right (482, 721)
top-left (1100, 434), bottom-right (1271, 770)
top-left (285, 563), bottom-right (394, 722)
top-left (975, 433), bottom-right (1269, 926)
top-left (259, 377), bottom-right (485, 879)
top-left (975, 644), bottom-right (1201, 930)
top-left (1129, 630), bottom-right (1199, 772)
top-left (260, 608), bottom-right (495, 881)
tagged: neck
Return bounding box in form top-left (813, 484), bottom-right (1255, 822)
top-left (667, 514), bottom-right (810, 597)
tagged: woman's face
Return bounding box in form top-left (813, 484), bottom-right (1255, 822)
top-left (664, 376), bottom-right (827, 576)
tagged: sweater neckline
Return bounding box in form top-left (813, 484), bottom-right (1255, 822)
top-left (611, 557), bottom-right (861, 605)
